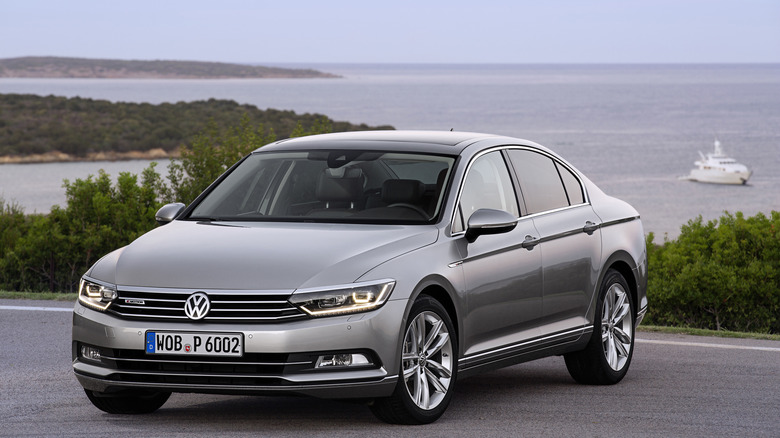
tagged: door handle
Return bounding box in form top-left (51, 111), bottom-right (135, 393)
top-left (521, 235), bottom-right (540, 249)
top-left (583, 221), bottom-right (600, 235)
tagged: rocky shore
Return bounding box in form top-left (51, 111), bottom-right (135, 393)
top-left (0, 148), bottom-right (178, 164)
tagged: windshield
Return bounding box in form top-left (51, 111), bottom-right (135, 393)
top-left (188, 150), bottom-right (456, 224)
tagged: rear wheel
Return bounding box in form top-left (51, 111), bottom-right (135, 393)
top-left (84, 389), bottom-right (170, 414)
top-left (565, 269), bottom-right (635, 384)
top-left (371, 296), bottom-right (457, 424)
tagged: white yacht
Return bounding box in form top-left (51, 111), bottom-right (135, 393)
top-left (683, 139), bottom-right (752, 185)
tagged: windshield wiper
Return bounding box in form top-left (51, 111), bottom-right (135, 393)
top-left (188, 216), bottom-right (222, 222)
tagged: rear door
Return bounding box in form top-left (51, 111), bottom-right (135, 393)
top-left (505, 149), bottom-right (602, 337)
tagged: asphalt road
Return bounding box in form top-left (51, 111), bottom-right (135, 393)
top-left (2, 299), bottom-right (779, 437)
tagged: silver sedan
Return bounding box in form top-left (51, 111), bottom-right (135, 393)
top-left (73, 131), bottom-right (647, 424)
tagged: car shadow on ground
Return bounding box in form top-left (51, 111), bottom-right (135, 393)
top-left (120, 357), bottom-right (578, 430)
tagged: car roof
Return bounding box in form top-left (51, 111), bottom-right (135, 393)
top-left (256, 130), bottom-right (505, 155)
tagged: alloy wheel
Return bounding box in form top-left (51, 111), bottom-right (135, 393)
top-left (601, 282), bottom-right (633, 371)
top-left (401, 310), bottom-right (454, 410)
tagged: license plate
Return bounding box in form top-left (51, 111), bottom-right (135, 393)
top-left (145, 331), bottom-right (243, 357)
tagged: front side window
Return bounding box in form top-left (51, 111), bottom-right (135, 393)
top-left (188, 150), bottom-right (455, 224)
top-left (453, 151), bottom-right (519, 233)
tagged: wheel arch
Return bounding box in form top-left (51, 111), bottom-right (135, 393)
top-left (598, 251), bottom-right (640, 322)
top-left (407, 275), bottom-right (461, 347)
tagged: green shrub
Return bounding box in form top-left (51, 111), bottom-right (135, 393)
top-left (645, 211), bottom-right (780, 334)
top-left (0, 167), bottom-right (164, 293)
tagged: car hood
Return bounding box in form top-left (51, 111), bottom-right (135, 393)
top-left (88, 220), bottom-right (438, 290)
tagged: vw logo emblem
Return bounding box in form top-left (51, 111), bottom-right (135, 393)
top-left (184, 292), bottom-right (210, 320)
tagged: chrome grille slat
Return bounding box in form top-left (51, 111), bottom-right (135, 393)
top-left (112, 313), bottom-right (189, 319)
top-left (116, 305), bottom-right (183, 311)
top-left (108, 289), bottom-right (306, 323)
top-left (204, 314), bottom-right (304, 321)
top-left (209, 308), bottom-right (293, 313)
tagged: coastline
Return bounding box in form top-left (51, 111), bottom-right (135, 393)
top-left (0, 148), bottom-right (179, 164)
top-left (0, 72), bottom-right (340, 79)
top-left (0, 57), bottom-right (340, 79)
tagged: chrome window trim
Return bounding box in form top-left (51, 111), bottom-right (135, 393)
top-left (449, 144), bottom-right (591, 237)
top-left (517, 202), bottom-right (592, 221)
top-left (449, 146), bottom-right (522, 236)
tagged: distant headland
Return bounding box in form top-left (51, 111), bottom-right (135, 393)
top-left (0, 94), bottom-right (393, 164)
top-left (0, 56), bottom-right (339, 79)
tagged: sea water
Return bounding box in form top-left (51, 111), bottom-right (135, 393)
top-left (1, 64), bottom-right (778, 238)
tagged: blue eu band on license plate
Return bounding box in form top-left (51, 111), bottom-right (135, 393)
top-left (145, 331), bottom-right (243, 357)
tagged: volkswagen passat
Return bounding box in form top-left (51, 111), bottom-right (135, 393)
top-left (73, 131), bottom-right (647, 424)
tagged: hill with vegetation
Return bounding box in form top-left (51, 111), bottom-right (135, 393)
top-left (0, 93), bottom-right (393, 162)
top-left (0, 56), bottom-right (338, 79)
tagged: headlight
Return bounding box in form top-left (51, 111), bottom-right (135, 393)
top-left (289, 280), bottom-right (395, 317)
top-left (78, 278), bottom-right (117, 311)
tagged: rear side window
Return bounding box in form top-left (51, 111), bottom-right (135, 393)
top-left (556, 161), bottom-right (584, 205)
top-left (507, 149), bottom-right (583, 215)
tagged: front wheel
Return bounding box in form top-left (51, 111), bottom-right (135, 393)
top-left (84, 389), bottom-right (170, 414)
top-left (370, 296), bottom-right (457, 424)
top-left (565, 269), bottom-right (635, 385)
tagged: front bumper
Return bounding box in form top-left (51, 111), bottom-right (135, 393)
top-left (72, 299), bottom-right (406, 399)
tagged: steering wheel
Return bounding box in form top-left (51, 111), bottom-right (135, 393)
top-left (387, 203), bottom-right (429, 219)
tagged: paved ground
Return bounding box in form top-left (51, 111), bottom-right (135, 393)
top-left (1, 299), bottom-right (779, 437)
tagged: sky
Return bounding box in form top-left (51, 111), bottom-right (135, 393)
top-left (1, 0), bottom-right (778, 64)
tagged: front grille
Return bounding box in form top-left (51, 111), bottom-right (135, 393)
top-left (99, 349), bottom-right (310, 386)
top-left (108, 288), bottom-right (306, 323)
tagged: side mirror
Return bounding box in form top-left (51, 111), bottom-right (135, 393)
top-left (155, 203), bottom-right (185, 225)
top-left (465, 208), bottom-right (518, 243)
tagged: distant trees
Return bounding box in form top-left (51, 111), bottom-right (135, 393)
top-left (0, 93), bottom-right (392, 158)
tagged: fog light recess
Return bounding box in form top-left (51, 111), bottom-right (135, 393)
top-left (80, 345), bottom-right (102, 362)
top-left (315, 353), bottom-right (371, 368)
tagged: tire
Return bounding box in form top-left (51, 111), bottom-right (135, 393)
top-left (370, 296), bottom-right (457, 424)
top-left (84, 389), bottom-right (171, 414)
top-left (565, 269), bottom-right (635, 385)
